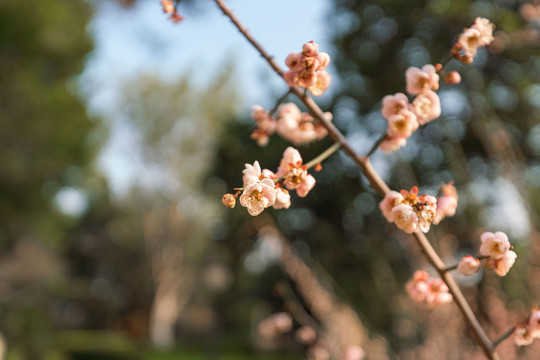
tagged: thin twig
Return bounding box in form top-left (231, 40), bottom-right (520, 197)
top-left (492, 326), bottom-right (516, 347)
top-left (213, 1), bottom-right (499, 358)
top-left (366, 131), bottom-right (388, 158)
top-left (305, 142), bottom-right (341, 169)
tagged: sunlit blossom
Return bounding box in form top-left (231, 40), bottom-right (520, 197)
top-left (277, 147), bottom-right (316, 197)
top-left (239, 178), bottom-right (276, 216)
top-left (487, 250), bottom-right (517, 276)
top-left (284, 41), bottom-right (331, 96)
top-left (405, 65), bottom-right (439, 95)
top-left (479, 231), bottom-right (511, 260)
top-left (412, 90), bottom-right (441, 125)
top-left (457, 256), bottom-right (481, 276)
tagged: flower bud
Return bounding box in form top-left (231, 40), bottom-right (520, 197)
top-left (222, 193), bottom-right (236, 208)
top-left (457, 256), bottom-right (481, 276)
top-left (302, 41), bottom-right (319, 57)
top-left (444, 71), bottom-right (461, 85)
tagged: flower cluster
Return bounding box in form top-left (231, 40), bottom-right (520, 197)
top-left (284, 41), bottom-right (331, 96)
top-left (161, 0), bottom-right (183, 23)
top-left (405, 270), bottom-right (452, 308)
top-left (250, 103), bottom-right (332, 146)
top-left (514, 306), bottom-right (540, 346)
top-left (379, 65), bottom-right (441, 152)
top-left (456, 231), bottom-right (516, 277)
top-left (222, 147), bottom-right (316, 216)
top-left (379, 186), bottom-right (437, 233)
top-left (452, 17), bottom-right (495, 63)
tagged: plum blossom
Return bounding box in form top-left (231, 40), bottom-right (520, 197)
top-left (514, 324), bottom-right (535, 346)
top-left (405, 65), bottom-right (439, 95)
top-left (486, 250), bottom-right (517, 276)
top-left (387, 110), bottom-right (419, 139)
top-left (273, 187), bottom-right (291, 210)
top-left (275, 103), bottom-right (332, 145)
top-left (514, 307), bottom-right (540, 346)
top-left (433, 182), bottom-right (458, 225)
top-left (405, 270), bottom-right (452, 308)
top-left (479, 231), bottom-right (511, 260)
top-left (380, 186), bottom-right (437, 233)
top-left (284, 41), bottom-right (331, 96)
top-left (277, 147), bottom-right (316, 197)
top-left (250, 105), bottom-right (276, 147)
top-left (457, 256), bottom-right (481, 276)
top-left (295, 326), bottom-right (317, 344)
top-left (258, 312), bottom-right (293, 338)
top-left (381, 93), bottom-right (411, 119)
top-left (412, 90), bottom-right (441, 125)
top-left (379, 135), bottom-right (407, 152)
top-left (453, 17), bottom-right (494, 60)
top-left (379, 190), bottom-right (404, 222)
top-left (239, 178), bottom-right (276, 216)
top-left (392, 204), bottom-right (419, 234)
top-left (344, 345), bottom-right (365, 360)
top-left (380, 93), bottom-right (419, 152)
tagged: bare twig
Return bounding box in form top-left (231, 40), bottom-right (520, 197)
top-left (213, 0), bottom-right (499, 358)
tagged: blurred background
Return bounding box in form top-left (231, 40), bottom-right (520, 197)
top-left (1, 0), bottom-right (540, 359)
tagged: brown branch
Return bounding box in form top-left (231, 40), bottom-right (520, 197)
top-left (213, 0), bottom-right (499, 358)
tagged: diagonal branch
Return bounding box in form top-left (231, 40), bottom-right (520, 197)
top-left (214, 0), bottom-right (499, 358)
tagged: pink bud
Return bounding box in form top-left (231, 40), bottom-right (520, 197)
top-left (222, 194), bottom-right (236, 208)
top-left (444, 71), bottom-right (461, 85)
top-left (457, 256), bottom-right (481, 276)
top-left (302, 41), bottom-right (319, 57)
top-left (285, 52), bottom-right (303, 71)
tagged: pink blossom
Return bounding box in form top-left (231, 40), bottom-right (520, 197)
top-left (381, 92), bottom-right (410, 119)
top-left (479, 231), bottom-right (511, 260)
top-left (297, 174), bottom-right (316, 197)
top-left (514, 325), bottom-right (535, 346)
top-left (308, 70), bottom-right (331, 97)
top-left (273, 187), bottom-right (291, 209)
top-left (391, 204), bottom-right (419, 234)
top-left (412, 90), bottom-right (441, 125)
top-left (405, 65), bottom-right (439, 95)
top-left (444, 71), bottom-right (461, 85)
top-left (379, 135), bottom-right (407, 152)
top-left (387, 110), bottom-right (419, 138)
top-left (457, 27), bottom-right (483, 57)
top-left (302, 41), bottom-right (319, 56)
top-left (242, 161), bottom-right (263, 186)
top-left (417, 195), bottom-right (437, 233)
top-left (277, 147), bottom-right (316, 197)
top-left (379, 190), bottom-right (404, 222)
top-left (433, 195), bottom-right (458, 225)
top-left (222, 194), bottom-right (236, 208)
top-left (275, 103), bottom-right (332, 145)
top-left (250, 105), bottom-right (276, 147)
top-left (344, 345), bottom-right (365, 360)
top-left (528, 307), bottom-right (540, 338)
top-left (487, 250), bottom-right (517, 276)
top-left (317, 52), bottom-right (331, 70)
top-left (239, 178), bottom-right (276, 216)
top-left (258, 312), bottom-right (293, 338)
top-left (285, 52), bottom-right (304, 71)
top-left (284, 42), bottom-right (331, 97)
top-left (457, 256), bottom-right (481, 276)
top-left (472, 17), bottom-right (495, 46)
top-left (405, 270), bottom-right (430, 304)
top-left (295, 326), bottom-right (317, 344)
top-left (425, 278), bottom-right (452, 307)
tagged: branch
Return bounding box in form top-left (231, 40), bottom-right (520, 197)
top-left (213, 1), bottom-right (499, 358)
